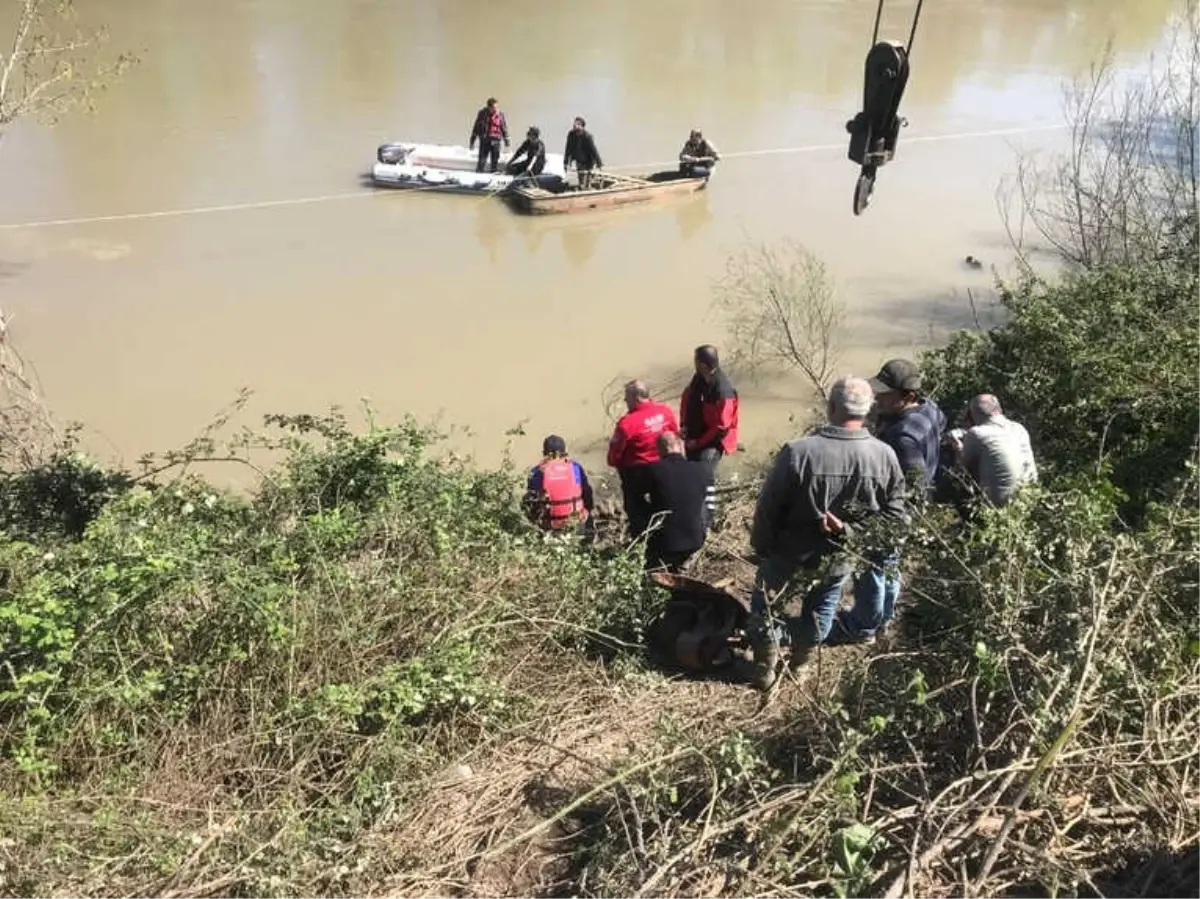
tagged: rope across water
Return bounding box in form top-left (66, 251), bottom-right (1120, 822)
top-left (0, 122), bottom-right (1066, 231)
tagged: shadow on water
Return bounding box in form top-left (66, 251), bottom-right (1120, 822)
top-left (503, 190), bottom-right (715, 270)
top-left (849, 282), bottom-right (1009, 352)
top-left (0, 261), bottom-right (29, 283)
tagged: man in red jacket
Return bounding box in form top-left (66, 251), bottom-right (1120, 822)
top-left (607, 379), bottom-right (680, 539)
top-left (680, 345), bottom-right (740, 477)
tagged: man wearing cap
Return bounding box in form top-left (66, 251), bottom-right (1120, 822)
top-left (608, 380), bottom-right (680, 540)
top-left (863, 358), bottom-right (946, 637)
top-left (524, 435), bottom-right (594, 537)
top-left (505, 126), bottom-right (547, 177)
top-left (746, 376), bottom-right (906, 690)
top-left (868, 359), bottom-right (947, 493)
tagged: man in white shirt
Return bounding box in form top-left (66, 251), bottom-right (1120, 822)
top-left (949, 394), bottom-right (1038, 508)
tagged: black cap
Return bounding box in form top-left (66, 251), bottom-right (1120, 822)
top-left (527, 126), bottom-right (540, 137)
top-left (542, 434), bottom-right (567, 455)
top-left (868, 359), bottom-right (922, 394)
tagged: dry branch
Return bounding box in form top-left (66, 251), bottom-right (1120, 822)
top-left (711, 239), bottom-right (846, 403)
top-left (0, 0), bottom-right (133, 132)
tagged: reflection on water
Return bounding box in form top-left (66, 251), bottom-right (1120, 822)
top-left (676, 192), bottom-right (714, 242)
top-left (561, 227), bottom-right (601, 271)
top-left (0, 0), bottom-right (1179, 473)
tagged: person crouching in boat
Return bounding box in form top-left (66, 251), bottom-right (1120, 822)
top-left (505, 127), bottom-right (547, 177)
top-left (523, 435), bottom-right (595, 539)
top-left (679, 129), bottom-right (719, 177)
top-left (564, 116), bottom-right (603, 190)
top-left (470, 97), bottom-right (510, 174)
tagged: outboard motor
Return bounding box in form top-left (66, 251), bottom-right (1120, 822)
top-left (377, 143), bottom-right (409, 165)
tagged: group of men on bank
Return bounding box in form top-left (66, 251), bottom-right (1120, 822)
top-left (469, 97), bottom-right (721, 186)
top-left (523, 345), bottom-right (735, 572)
top-left (743, 362), bottom-right (1035, 688)
top-left (523, 346), bottom-right (1039, 690)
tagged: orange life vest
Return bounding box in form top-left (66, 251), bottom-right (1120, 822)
top-left (538, 458), bottom-right (585, 529)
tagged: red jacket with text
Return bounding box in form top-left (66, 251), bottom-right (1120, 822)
top-left (607, 400), bottom-right (680, 468)
top-left (679, 369), bottom-right (739, 455)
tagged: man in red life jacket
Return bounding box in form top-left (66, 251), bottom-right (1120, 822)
top-left (680, 344), bottom-right (740, 478)
top-left (524, 435), bottom-right (594, 536)
top-left (469, 97), bottom-right (510, 174)
top-left (607, 380), bottom-right (680, 540)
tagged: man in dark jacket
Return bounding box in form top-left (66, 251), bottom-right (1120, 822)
top-left (868, 358), bottom-right (947, 492)
top-left (644, 432), bottom-right (712, 572)
top-left (505, 126), bottom-right (547, 177)
top-left (564, 116), bottom-right (602, 190)
top-left (679, 344), bottom-right (739, 478)
top-left (747, 376), bottom-right (906, 689)
top-left (679, 129), bottom-right (720, 177)
top-left (865, 358), bottom-right (946, 638)
top-left (469, 97), bottom-right (510, 174)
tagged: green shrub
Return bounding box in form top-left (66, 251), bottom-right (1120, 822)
top-left (921, 261), bottom-right (1199, 518)
top-left (0, 410), bottom-right (656, 895)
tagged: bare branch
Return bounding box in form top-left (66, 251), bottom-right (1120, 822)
top-left (1000, 17), bottom-right (1199, 270)
top-left (0, 0), bottom-right (134, 134)
top-left (711, 239), bottom-right (847, 404)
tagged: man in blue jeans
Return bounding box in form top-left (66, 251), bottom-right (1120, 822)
top-left (746, 376), bottom-right (906, 690)
top-left (867, 358), bottom-right (947, 635)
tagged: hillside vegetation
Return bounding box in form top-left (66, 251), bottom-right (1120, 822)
top-left (1, 33), bottom-right (1198, 899)
top-left (2, 242), bottom-right (1195, 898)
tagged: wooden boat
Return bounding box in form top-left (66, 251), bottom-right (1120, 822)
top-left (503, 169), bottom-right (709, 215)
top-left (372, 141), bottom-right (566, 195)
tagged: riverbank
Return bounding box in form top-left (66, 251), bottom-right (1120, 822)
top-left (2, 231), bottom-right (1196, 896)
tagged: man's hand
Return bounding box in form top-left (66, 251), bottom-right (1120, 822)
top-left (819, 510), bottom-right (845, 535)
top-left (504, 139), bottom-right (511, 148)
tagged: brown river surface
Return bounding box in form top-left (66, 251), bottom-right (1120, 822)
top-left (0, 0), bottom-right (1177, 481)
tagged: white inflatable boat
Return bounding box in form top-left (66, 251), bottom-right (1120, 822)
top-left (372, 142), bottom-right (567, 194)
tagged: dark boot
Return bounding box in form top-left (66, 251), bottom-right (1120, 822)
top-left (747, 614), bottom-right (779, 691)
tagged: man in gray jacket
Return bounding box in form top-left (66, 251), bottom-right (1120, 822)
top-left (747, 376), bottom-right (906, 689)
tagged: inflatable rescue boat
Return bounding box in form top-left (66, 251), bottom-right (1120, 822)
top-left (372, 142), bottom-right (567, 194)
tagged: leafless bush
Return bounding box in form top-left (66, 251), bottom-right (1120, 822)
top-left (0, 331), bottom-right (61, 468)
top-left (0, 0), bottom-right (134, 132)
top-left (712, 240), bottom-right (846, 403)
top-left (1002, 20), bottom-right (1199, 269)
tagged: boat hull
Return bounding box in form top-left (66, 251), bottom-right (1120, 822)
top-left (504, 170), bottom-right (708, 215)
top-left (371, 141), bottom-right (566, 195)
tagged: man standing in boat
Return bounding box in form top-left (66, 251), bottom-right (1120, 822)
top-left (470, 97), bottom-right (510, 174)
top-left (505, 126), bottom-right (547, 177)
top-left (564, 117), bottom-right (603, 190)
top-left (679, 129), bottom-right (719, 177)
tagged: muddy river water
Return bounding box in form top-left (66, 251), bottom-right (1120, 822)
top-left (0, 0), bottom-right (1177, 481)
